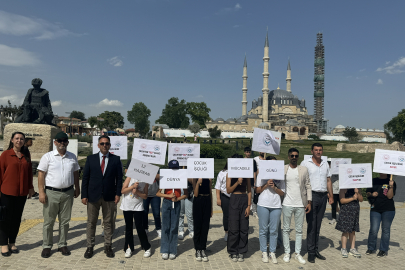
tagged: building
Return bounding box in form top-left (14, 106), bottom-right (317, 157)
top-left (331, 125), bottom-right (386, 139)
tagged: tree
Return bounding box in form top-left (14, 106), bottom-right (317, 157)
top-left (127, 102), bottom-right (151, 137)
top-left (98, 111), bottom-right (124, 131)
top-left (384, 109), bottom-right (405, 143)
top-left (156, 97), bottom-right (189, 128)
top-left (208, 125), bottom-right (221, 138)
top-left (87, 116), bottom-right (98, 134)
top-left (308, 134), bottom-right (319, 140)
top-left (188, 123), bottom-right (200, 135)
top-left (342, 126), bottom-right (360, 143)
top-left (69, 110), bottom-right (86, 121)
top-left (186, 102), bottom-right (211, 128)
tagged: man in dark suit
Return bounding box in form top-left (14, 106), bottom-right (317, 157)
top-left (81, 135), bottom-right (123, 258)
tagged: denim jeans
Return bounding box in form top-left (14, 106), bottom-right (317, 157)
top-left (367, 211), bottom-right (395, 252)
top-left (161, 199), bottom-right (181, 254)
top-left (143, 196), bottom-right (162, 231)
top-left (282, 206), bottom-right (305, 254)
top-left (179, 192), bottom-right (193, 233)
top-left (257, 205), bottom-right (281, 253)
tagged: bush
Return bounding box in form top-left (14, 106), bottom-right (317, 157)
top-left (78, 147), bottom-right (93, 157)
top-left (200, 144), bottom-right (224, 159)
top-left (308, 134), bottom-right (319, 140)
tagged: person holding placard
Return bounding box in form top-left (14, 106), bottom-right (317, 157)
top-left (300, 143), bottom-right (333, 263)
top-left (156, 160), bottom-right (188, 260)
top-left (328, 159), bottom-right (340, 225)
top-left (178, 175), bottom-right (194, 240)
top-left (192, 178), bottom-right (213, 262)
top-left (215, 161), bottom-right (230, 242)
top-left (365, 173), bottom-right (396, 258)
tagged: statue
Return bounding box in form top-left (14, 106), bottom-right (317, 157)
top-left (15, 78), bottom-right (55, 125)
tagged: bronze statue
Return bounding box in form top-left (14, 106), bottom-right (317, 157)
top-left (15, 78), bottom-right (55, 125)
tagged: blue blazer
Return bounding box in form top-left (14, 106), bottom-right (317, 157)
top-left (81, 152), bottom-right (123, 203)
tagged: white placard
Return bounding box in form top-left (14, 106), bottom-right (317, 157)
top-left (227, 158), bottom-right (254, 178)
top-left (373, 149), bottom-right (405, 176)
top-left (132, 138), bottom-right (167, 165)
top-left (159, 169), bottom-right (188, 189)
top-left (339, 163), bottom-right (373, 189)
top-left (252, 128), bottom-right (281, 155)
top-left (257, 160), bottom-right (285, 182)
top-left (53, 139), bottom-right (78, 157)
top-left (331, 158), bottom-right (352, 175)
top-left (304, 155), bottom-right (328, 162)
top-left (125, 158), bottom-right (159, 184)
top-left (187, 158), bottom-right (214, 178)
top-left (93, 136), bottom-right (128, 159)
top-left (168, 143), bottom-right (200, 166)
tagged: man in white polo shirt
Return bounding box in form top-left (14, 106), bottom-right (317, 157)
top-left (37, 132), bottom-right (81, 258)
top-left (300, 143), bottom-right (333, 263)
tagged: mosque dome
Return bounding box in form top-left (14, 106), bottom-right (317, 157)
top-left (214, 118), bottom-right (225, 122)
top-left (226, 118), bottom-right (235, 123)
top-left (258, 122), bottom-right (270, 128)
top-left (335, 125), bottom-right (345, 129)
top-left (269, 89), bottom-right (295, 99)
top-left (247, 113), bottom-right (259, 119)
top-left (285, 119), bottom-right (300, 126)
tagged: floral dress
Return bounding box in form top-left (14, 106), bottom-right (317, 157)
top-left (335, 189), bottom-right (360, 233)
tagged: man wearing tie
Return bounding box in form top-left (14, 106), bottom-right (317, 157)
top-left (81, 135), bottom-right (123, 258)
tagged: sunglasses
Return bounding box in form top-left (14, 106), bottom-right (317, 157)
top-left (290, 155), bottom-right (299, 158)
top-left (56, 139), bottom-right (68, 143)
top-left (100, 142), bottom-right (111, 146)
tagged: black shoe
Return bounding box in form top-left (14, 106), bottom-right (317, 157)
top-left (308, 253), bottom-right (315, 263)
top-left (1, 247), bottom-right (11, 257)
top-left (41, 248), bottom-right (51, 258)
top-left (315, 251), bottom-right (326, 260)
top-left (104, 246), bottom-right (115, 258)
top-left (377, 250), bottom-right (387, 258)
top-left (84, 247), bottom-right (94, 259)
top-left (57, 246), bottom-right (71, 256)
top-left (366, 249), bottom-right (376, 255)
top-left (9, 245), bottom-right (19, 254)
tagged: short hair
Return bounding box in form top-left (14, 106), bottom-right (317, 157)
top-left (244, 147), bottom-right (251, 152)
top-left (288, 148), bottom-right (299, 155)
top-left (311, 143), bottom-right (323, 150)
top-left (98, 135), bottom-right (110, 142)
top-left (266, 156), bottom-right (277, 160)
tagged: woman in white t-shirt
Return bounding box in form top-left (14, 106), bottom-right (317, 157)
top-left (120, 177), bottom-right (152, 258)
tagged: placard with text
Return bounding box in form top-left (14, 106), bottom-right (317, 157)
top-left (159, 169), bottom-right (188, 189)
top-left (93, 136), bottom-right (128, 160)
top-left (252, 128), bottom-right (281, 155)
top-left (132, 138), bottom-right (167, 165)
top-left (373, 149), bottom-right (405, 176)
top-left (257, 160), bottom-right (285, 182)
top-left (168, 143), bottom-right (200, 166)
top-left (126, 158), bottom-right (159, 184)
top-left (187, 158), bottom-right (214, 178)
top-left (330, 158), bottom-right (352, 175)
top-left (339, 163), bottom-right (372, 189)
top-left (227, 158), bottom-right (254, 178)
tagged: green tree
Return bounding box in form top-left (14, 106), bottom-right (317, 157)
top-left (384, 109), bottom-right (405, 143)
top-left (208, 125), bottom-right (221, 138)
top-left (87, 116), bottom-right (98, 134)
top-left (69, 110), bottom-right (86, 121)
top-left (342, 126), bottom-right (360, 143)
top-left (98, 111), bottom-right (124, 131)
top-left (127, 102), bottom-right (151, 137)
top-left (155, 97), bottom-right (189, 128)
top-left (308, 134), bottom-right (320, 140)
top-left (188, 123), bottom-right (200, 135)
top-left (186, 102), bottom-right (211, 128)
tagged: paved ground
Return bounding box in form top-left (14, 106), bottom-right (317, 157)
top-left (1, 178), bottom-right (405, 270)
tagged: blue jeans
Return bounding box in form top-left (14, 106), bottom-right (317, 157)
top-left (161, 199), bottom-right (181, 254)
top-left (179, 193), bottom-right (193, 233)
top-left (143, 196), bottom-right (161, 230)
top-left (257, 205), bottom-right (281, 253)
top-left (367, 211), bottom-right (395, 252)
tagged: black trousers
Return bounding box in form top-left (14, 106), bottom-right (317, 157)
top-left (227, 194), bottom-right (249, 255)
top-left (193, 196), bottom-right (211, 250)
top-left (123, 211), bottom-right (151, 251)
top-left (220, 193), bottom-right (230, 232)
top-left (0, 193), bottom-right (27, 245)
top-left (306, 191), bottom-right (327, 254)
top-left (331, 194), bottom-right (341, 219)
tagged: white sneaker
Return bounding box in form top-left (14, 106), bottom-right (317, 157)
top-left (145, 229), bottom-right (149, 234)
top-left (124, 248), bottom-right (132, 258)
top-left (161, 253), bottom-right (168, 260)
top-left (283, 253), bottom-right (290, 263)
top-left (224, 232), bottom-right (228, 242)
top-left (178, 231), bottom-right (184, 240)
top-left (329, 219), bottom-right (336, 225)
top-left (188, 232), bottom-right (194, 239)
top-left (295, 253), bottom-right (306, 264)
top-left (144, 248), bottom-right (151, 258)
top-left (270, 252), bottom-right (278, 264)
top-left (156, 229), bottom-right (161, 238)
top-left (195, 250), bottom-right (202, 261)
top-left (262, 252), bottom-right (269, 263)
top-left (169, 254), bottom-right (176, 260)
top-left (201, 250), bottom-right (209, 262)
top-left (238, 254), bottom-right (244, 262)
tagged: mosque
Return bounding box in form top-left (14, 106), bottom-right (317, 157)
top-left (205, 32), bottom-right (316, 140)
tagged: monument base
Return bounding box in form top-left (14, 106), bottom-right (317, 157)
top-left (4, 123), bottom-right (62, 161)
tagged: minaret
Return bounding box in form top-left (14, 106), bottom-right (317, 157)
top-left (286, 59), bottom-right (292, 92)
top-left (262, 30), bottom-right (270, 123)
top-left (242, 55), bottom-right (248, 116)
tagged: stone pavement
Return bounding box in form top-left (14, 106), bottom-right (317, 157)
top-left (1, 178), bottom-right (405, 270)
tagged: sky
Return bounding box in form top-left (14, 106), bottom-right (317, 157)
top-left (0, 0), bottom-right (404, 131)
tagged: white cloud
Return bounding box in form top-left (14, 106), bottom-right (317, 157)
top-left (0, 44), bottom-right (40, 67)
top-left (0, 94), bottom-right (23, 105)
top-left (216, 3), bottom-right (242, 14)
top-left (107, 56), bottom-right (123, 67)
top-left (359, 68), bottom-right (366, 72)
top-left (377, 79), bottom-right (383, 85)
top-left (0, 10), bottom-right (84, 40)
top-left (376, 57), bottom-right (405, 74)
top-left (51, 100), bottom-right (62, 107)
top-left (92, 98), bottom-right (123, 107)
top-left (386, 61), bottom-right (391, 65)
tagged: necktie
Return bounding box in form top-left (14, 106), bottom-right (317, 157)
top-left (101, 155), bottom-right (106, 174)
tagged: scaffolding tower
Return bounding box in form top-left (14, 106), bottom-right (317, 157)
top-left (314, 33), bottom-right (326, 133)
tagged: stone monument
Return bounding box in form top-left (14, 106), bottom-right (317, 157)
top-left (4, 78), bottom-right (61, 160)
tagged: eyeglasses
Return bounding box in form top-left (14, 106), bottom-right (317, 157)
top-left (290, 155), bottom-right (299, 158)
top-left (56, 139), bottom-right (68, 143)
top-left (100, 142), bottom-right (111, 146)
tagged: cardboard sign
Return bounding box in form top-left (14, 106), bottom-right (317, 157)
top-left (93, 136), bottom-right (128, 160)
top-left (304, 155), bottom-right (328, 162)
top-left (257, 160), bottom-right (285, 182)
top-left (373, 149), bottom-right (405, 176)
top-left (132, 138), bottom-right (167, 165)
top-left (252, 128), bottom-right (281, 155)
top-left (227, 158), bottom-right (254, 178)
top-left (339, 163), bottom-right (373, 189)
top-left (53, 139), bottom-right (78, 157)
top-left (125, 158), bottom-right (159, 184)
top-left (331, 158), bottom-right (352, 175)
top-left (168, 143), bottom-right (200, 166)
top-left (159, 169), bottom-right (188, 189)
top-left (187, 158), bottom-right (214, 178)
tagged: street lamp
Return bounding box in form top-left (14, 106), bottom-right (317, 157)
top-left (65, 112), bottom-right (72, 137)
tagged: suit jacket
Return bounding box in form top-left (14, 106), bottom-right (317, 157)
top-left (81, 152), bottom-right (123, 203)
top-left (284, 165), bottom-right (312, 207)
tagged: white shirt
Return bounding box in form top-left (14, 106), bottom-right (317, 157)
top-left (38, 150), bottom-right (80, 189)
top-left (256, 179), bottom-right (285, 208)
top-left (120, 179), bottom-right (145, 211)
top-left (215, 170), bottom-right (230, 197)
top-left (300, 157), bottom-right (330, 192)
top-left (99, 152), bottom-right (109, 176)
top-left (254, 156), bottom-right (264, 170)
top-left (283, 167), bottom-right (304, 207)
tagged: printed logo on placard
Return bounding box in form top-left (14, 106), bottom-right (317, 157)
top-left (336, 161), bottom-right (340, 165)
top-left (187, 147), bottom-right (193, 153)
top-left (360, 167), bottom-right (366, 174)
top-left (154, 145), bottom-right (160, 152)
top-left (383, 154), bottom-right (390, 161)
top-left (262, 133), bottom-right (273, 147)
top-left (174, 147), bottom-right (180, 153)
top-left (399, 156), bottom-right (405, 162)
top-left (141, 143), bottom-right (147, 149)
top-left (115, 142), bottom-right (121, 148)
top-left (347, 168), bottom-right (353, 174)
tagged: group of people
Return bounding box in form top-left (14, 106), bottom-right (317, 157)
top-left (0, 132), bottom-right (397, 264)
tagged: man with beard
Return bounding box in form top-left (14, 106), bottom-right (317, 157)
top-left (37, 132), bottom-right (81, 258)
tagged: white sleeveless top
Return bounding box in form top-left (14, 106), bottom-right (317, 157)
top-left (120, 178), bottom-right (146, 211)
